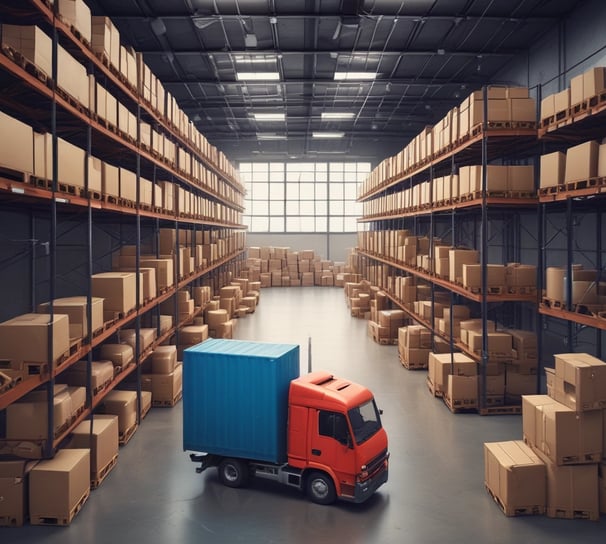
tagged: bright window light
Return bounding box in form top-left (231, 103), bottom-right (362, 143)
top-left (236, 72), bottom-right (280, 81)
top-left (312, 131), bottom-right (345, 139)
top-left (321, 112), bottom-right (356, 120)
top-left (333, 72), bottom-right (377, 81)
top-left (253, 113), bottom-right (286, 121)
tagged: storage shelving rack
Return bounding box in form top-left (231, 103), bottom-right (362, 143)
top-left (356, 87), bottom-right (540, 413)
top-left (0, 0), bottom-right (247, 456)
top-left (537, 86), bottom-right (606, 358)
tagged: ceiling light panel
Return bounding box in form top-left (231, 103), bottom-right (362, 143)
top-left (236, 72), bottom-right (280, 81)
top-left (312, 131), bottom-right (345, 139)
top-left (333, 72), bottom-right (377, 80)
top-left (253, 113), bottom-right (286, 121)
top-left (321, 112), bottom-right (356, 120)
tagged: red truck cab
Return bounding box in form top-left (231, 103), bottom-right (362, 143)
top-left (287, 371), bottom-right (389, 504)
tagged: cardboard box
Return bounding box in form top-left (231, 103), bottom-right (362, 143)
top-left (98, 343), bottom-right (134, 368)
top-left (564, 140), bottom-right (599, 183)
top-left (545, 461), bottom-right (599, 520)
top-left (92, 272), bottom-right (137, 315)
top-left (505, 370), bottom-right (537, 398)
top-left (142, 363), bottom-right (182, 403)
top-left (0, 313), bottom-right (70, 369)
top-left (180, 325), bottom-right (208, 346)
top-left (554, 352), bottom-right (606, 411)
top-left (63, 360), bottom-right (114, 392)
top-left (119, 328), bottom-right (156, 352)
top-left (484, 440), bottom-right (546, 516)
top-left (428, 352), bottom-right (476, 394)
top-left (399, 325), bottom-right (432, 349)
top-left (399, 346), bottom-right (431, 369)
top-left (449, 249), bottom-right (479, 283)
top-left (505, 264), bottom-right (537, 289)
top-left (583, 67), bottom-right (606, 99)
top-left (0, 110), bottom-right (34, 174)
top-left (540, 94), bottom-right (555, 120)
top-left (446, 375), bottom-right (478, 408)
top-left (115, 267), bottom-right (157, 301)
top-left (29, 449), bottom-right (90, 525)
top-left (57, 0), bottom-right (92, 44)
top-left (2, 24), bottom-right (52, 76)
top-left (37, 296), bottom-right (104, 339)
top-left (523, 395), bottom-right (603, 465)
top-left (97, 390), bottom-right (137, 435)
top-left (462, 264), bottom-right (506, 289)
top-left (0, 459), bottom-right (37, 527)
top-left (570, 73), bottom-right (585, 106)
top-left (67, 415), bottom-right (119, 481)
top-left (554, 88), bottom-right (570, 114)
top-left (139, 258), bottom-right (174, 289)
top-left (467, 331), bottom-right (512, 356)
top-left (540, 151), bottom-right (566, 189)
top-left (151, 345), bottom-right (177, 374)
top-left (102, 161), bottom-right (120, 198)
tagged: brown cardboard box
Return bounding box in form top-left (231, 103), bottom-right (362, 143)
top-left (119, 328), bottom-right (156, 352)
top-left (97, 390), bottom-right (137, 435)
top-left (545, 461), bottom-right (599, 520)
top-left (92, 272), bottom-right (137, 314)
top-left (449, 249), bottom-right (479, 283)
top-left (37, 296), bottom-right (104, 339)
top-left (119, 167), bottom-right (137, 202)
top-left (564, 140), bottom-right (599, 183)
top-left (142, 363), bottom-right (182, 403)
top-left (0, 313), bottom-right (70, 369)
top-left (63, 360), bottom-right (114, 391)
top-left (2, 24), bottom-right (52, 77)
top-left (462, 264), bottom-right (506, 289)
top-left (505, 264), bottom-right (537, 289)
top-left (505, 370), bottom-right (536, 398)
top-left (540, 151), bottom-right (566, 188)
top-left (467, 331), bottom-right (512, 356)
top-left (523, 395), bottom-right (603, 466)
top-left (505, 329), bottom-right (537, 359)
top-left (570, 73), bottom-right (585, 106)
top-left (545, 367), bottom-right (555, 397)
top-left (484, 440), bottom-right (546, 516)
top-left (554, 88), bottom-right (570, 114)
top-left (140, 258), bottom-right (174, 289)
top-left (446, 374), bottom-right (478, 407)
top-left (428, 352), bottom-right (476, 395)
top-left (583, 67), bottom-right (606, 99)
top-left (180, 325), bottom-right (208, 345)
top-left (29, 449), bottom-right (90, 526)
top-left (98, 343), bottom-right (134, 369)
top-left (67, 415), bottom-right (119, 481)
top-left (57, 0), bottom-right (92, 44)
top-left (102, 161), bottom-right (120, 198)
top-left (554, 352), bottom-right (606, 411)
top-left (0, 459), bottom-right (36, 527)
top-left (399, 346), bottom-right (431, 369)
top-left (116, 267), bottom-right (157, 301)
top-left (540, 94), bottom-right (555, 120)
top-left (0, 110), bottom-right (34, 174)
top-left (151, 346), bottom-right (177, 374)
top-left (399, 325), bottom-right (432, 349)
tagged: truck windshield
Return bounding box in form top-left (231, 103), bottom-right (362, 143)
top-left (348, 399), bottom-right (382, 445)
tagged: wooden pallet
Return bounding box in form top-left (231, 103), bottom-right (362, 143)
top-left (541, 297), bottom-right (563, 309)
top-left (466, 285), bottom-right (503, 295)
top-left (546, 507), bottom-right (599, 521)
top-left (479, 404), bottom-right (522, 416)
top-left (30, 488), bottom-right (90, 526)
top-left (2, 45), bottom-right (49, 85)
top-left (398, 353), bottom-right (427, 370)
top-left (91, 453), bottom-right (118, 489)
top-left (0, 164), bottom-right (30, 184)
top-left (485, 485), bottom-right (544, 517)
top-left (152, 389), bottom-right (183, 408)
top-left (0, 370), bottom-right (22, 394)
top-left (443, 394), bottom-right (478, 414)
top-left (507, 285), bottom-right (537, 295)
top-left (426, 376), bottom-right (442, 398)
top-left (119, 422), bottom-right (138, 446)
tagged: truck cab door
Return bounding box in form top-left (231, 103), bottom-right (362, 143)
top-left (309, 410), bottom-right (357, 495)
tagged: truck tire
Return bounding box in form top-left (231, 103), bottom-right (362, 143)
top-left (218, 458), bottom-right (249, 488)
top-left (306, 471), bottom-right (336, 505)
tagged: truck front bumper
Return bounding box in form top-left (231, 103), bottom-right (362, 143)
top-left (348, 465), bottom-right (389, 504)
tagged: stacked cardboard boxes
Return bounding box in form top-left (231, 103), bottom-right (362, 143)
top-left (142, 346), bottom-right (183, 407)
top-left (426, 352), bottom-right (477, 410)
top-left (398, 325), bottom-right (432, 369)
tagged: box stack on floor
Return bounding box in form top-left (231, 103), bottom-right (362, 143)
top-left (243, 247), bottom-right (351, 287)
top-left (484, 352), bottom-right (606, 521)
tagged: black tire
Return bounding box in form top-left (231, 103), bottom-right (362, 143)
top-left (306, 471), bottom-right (337, 505)
top-left (217, 458), bottom-right (250, 488)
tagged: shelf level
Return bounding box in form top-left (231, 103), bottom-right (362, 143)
top-left (539, 304), bottom-right (606, 332)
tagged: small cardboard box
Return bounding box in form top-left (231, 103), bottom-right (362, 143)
top-left (37, 296), bottom-right (104, 339)
top-left (484, 440), bottom-right (546, 516)
top-left (449, 249), bottom-right (479, 283)
top-left (0, 459), bottom-right (37, 527)
top-left (545, 460), bottom-right (599, 520)
top-left (467, 331), bottom-right (512, 356)
top-left (151, 346), bottom-right (177, 374)
top-left (554, 352), bottom-right (606, 411)
top-left (428, 352), bottom-right (476, 394)
top-left (92, 272), bottom-right (137, 314)
top-left (115, 267), bottom-right (157, 301)
top-left (29, 449), bottom-right (90, 526)
top-left (139, 258), bottom-right (174, 289)
top-left (447, 374), bottom-right (478, 408)
top-left (0, 313), bottom-right (70, 369)
top-left (180, 325), bottom-right (208, 346)
top-left (63, 360), bottom-right (114, 392)
top-left (98, 343), bottom-right (134, 369)
top-left (97, 390), bottom-right (137, 435)
top-left (142, 363), bottom-right (182, 403)
top-left (67, 415), bottom-right (119, 481)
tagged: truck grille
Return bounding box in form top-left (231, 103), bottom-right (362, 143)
top-left (366, 448), bottom-right (388, 478)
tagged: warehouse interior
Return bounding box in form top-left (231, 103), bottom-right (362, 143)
top-left (1, 0), bottom-right (606, 539)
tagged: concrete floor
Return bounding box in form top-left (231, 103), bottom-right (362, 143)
top-left (4, 287), bottom-right (604, 542)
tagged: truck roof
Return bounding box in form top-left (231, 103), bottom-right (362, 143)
top-left (289, 371), bottom-right (373, 411)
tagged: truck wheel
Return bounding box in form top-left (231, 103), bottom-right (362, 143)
top-left (218, 458), bottom-right (249, 488)
top-left (306, 471), bottom-right (336, 505)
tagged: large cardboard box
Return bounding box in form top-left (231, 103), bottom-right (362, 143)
top-left (92, 272), bottom-right (137, 315)
top-left (467, 331), bottom-right (512, 357)
top-left (151, 346), bottom-right (177, 374)
top-left (554, 352), bottom-right (606, 411)
top-left (484, 440), bottom-right (546, 516)
top-left (583, 67), bottom-right (606, 99)
top-left (446, 374), bottom-right (478, 408)
top-left (545, 461), bottom-right (599, 520)
top-left (139, 258), bottom-right (174, 289)
top-left (98, 343), bottom-right (134, 368)
top-left (0, 313), bottom-right (70, 369)
top-left (428, 352), bottom-right (476, 394)
top-left (180, 325), bottom-right (208, 346)
top-left (57, 0), bottom-right (92, 44)
top-left (449, 249), bottom-right (479, 283)
top-left (142, 363), bottom-right (183, 403)
top-left (523, 395), bottom-right (603, 465)
top-left (63, 360), bottom-right (114, 392)
top-left (102, 161), bottom-right (120, 198)
top-left (0, 110), bottom-right (34, 174)
top-left (462, 264), bottom-right (506, 289)
top-left (115, 267), bottom-right (157, 301)
top-left (37, 296), bottom-right (104, 339)
top-left (564, 140), bottom-right (599, 183)
top-left (2, 25), bottom-right (51, 76)
top-left (0, 459), bottom-right (36, 527)
top-left (29, 449), bottom-right (90, 525)
top-left (97, 390), bottom-right (137, 435)
top-left (67, 415), bottom-right (119, 481)
top-left (540, 151), bottom-right (566, 189)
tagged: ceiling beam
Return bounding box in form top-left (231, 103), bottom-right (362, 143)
top-left (161, 77), bottom-right (485, 87)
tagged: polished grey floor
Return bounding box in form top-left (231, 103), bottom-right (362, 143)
top-left (4, 287), bottom-right (604, 542)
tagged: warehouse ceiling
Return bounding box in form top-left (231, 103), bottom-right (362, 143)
top-left (87, 0), bottom-right (583, 164)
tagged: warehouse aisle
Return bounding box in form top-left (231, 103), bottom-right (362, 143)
top-left (5, 287), bottom-right (604, 543)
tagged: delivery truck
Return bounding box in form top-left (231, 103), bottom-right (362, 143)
top-left (183, 339), bottom-right (389, 504)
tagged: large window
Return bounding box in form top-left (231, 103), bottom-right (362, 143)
top-left (240, 162), bottom-right (370, 233)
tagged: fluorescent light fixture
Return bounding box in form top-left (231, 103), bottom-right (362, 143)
top-left (312, 131), bottom-right (345, 139)
top-left (55, 197), bottom-right (70, 204)
top-left (244, 33), bottom-right (258, 48)
top-left (10, 186), bottom-right (25, 194)
top-left (234, 54), bottom-right (277, 64)
top-left (253, 113), bottom-right (285, 121)
top-left (256, 133), bottom-right (287, 140)
top-left (334, 71), bottom-right (377, 81)
top-left (236, 71), bottom-right (280, 81)
top-left (321, 112), bottom-right (355, 120)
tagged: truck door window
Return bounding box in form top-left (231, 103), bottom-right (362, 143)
top-left (348, 400), bottom-right (382, 445)
top-left (318, 411), bottom-right (351, 447)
